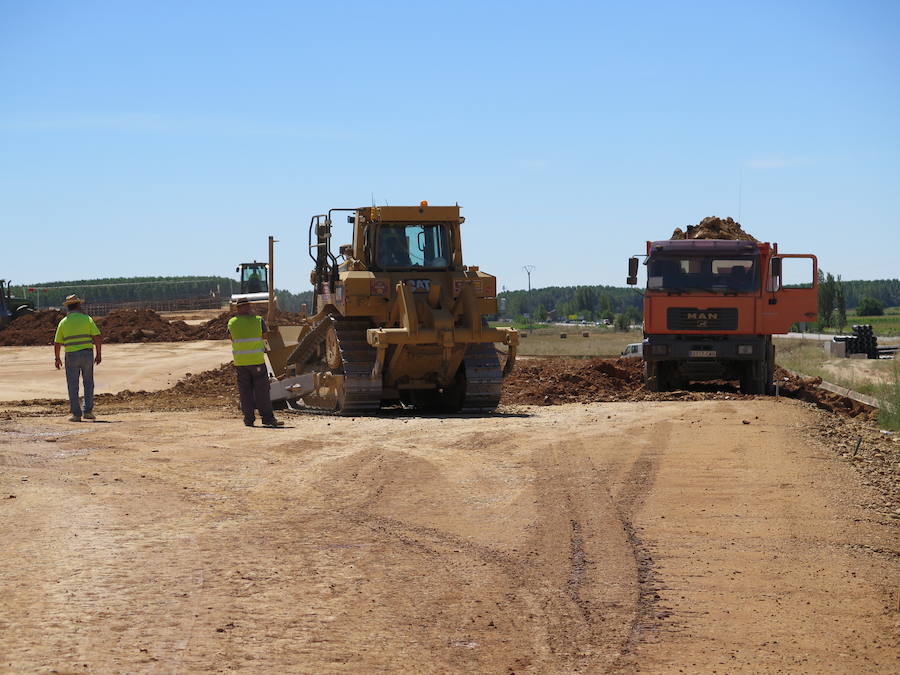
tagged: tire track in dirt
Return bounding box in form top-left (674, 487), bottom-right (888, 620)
top-left (608, 420), bottom-right (670, 671)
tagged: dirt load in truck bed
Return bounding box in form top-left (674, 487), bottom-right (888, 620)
top-left (671, 216), bottom-right (758, 241)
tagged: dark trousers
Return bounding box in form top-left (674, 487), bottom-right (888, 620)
top-left (65, 349), bottom-right (94, 417)
top-left (234, 364), bottom-right (276, 424)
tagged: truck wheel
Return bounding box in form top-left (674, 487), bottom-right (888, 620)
top-left (644, 361), bottom-right (662, 392)
top-left (765, 339), bottom-right (776, 395)
top-left (14, 306), bottom-right (35, 319)
top-left (740, 361), bottom-right (766, 395)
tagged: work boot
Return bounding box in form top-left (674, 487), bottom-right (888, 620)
top-left (83, 412), bottom-right (96, 420)
top-left (244, 421), bottom-right (255, 427)
top-left (262, 419), bottom-right (284, 428)
top-left (68, 416), bottom-right (81, 422)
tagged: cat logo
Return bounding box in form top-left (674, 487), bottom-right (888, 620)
top-left (403, 279), bottom-right (431, 293)
top-left (686, 312), bottom-right (718, 321)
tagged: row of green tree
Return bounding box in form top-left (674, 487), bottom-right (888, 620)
top-left (817, 272), bottom-right (888, 330)
top-left (498, 276), bottom-right (897, 331)
top-left (500, 285), bottom-right (643, 321)
top-left (16, 276), bottom-right (313, 313)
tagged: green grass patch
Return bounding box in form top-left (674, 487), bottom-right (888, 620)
top-left (497, 326), bottom-right (643, 358)
top-left (774, 338), bottom-right (895, 398)
top-left (874, 361), bottom-right (900, 431)
top-left (828, 307), bottom-right (900, 336)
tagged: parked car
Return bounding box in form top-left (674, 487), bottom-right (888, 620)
top-left (621, 342), bottom-right (643, 359)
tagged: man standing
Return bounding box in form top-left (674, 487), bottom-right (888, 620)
top-left (227, 298), bottom-right (283, 427)
top-left (54, 295), bottom-right (102, 422)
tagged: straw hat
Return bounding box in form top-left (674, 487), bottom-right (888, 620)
top-left (63, 294), bottom-right (83, 307)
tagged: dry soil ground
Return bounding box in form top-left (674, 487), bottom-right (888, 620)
top-left (0, 342), bottom-right (230, 401)
top-left (1, 397), bottom-right (897, 673)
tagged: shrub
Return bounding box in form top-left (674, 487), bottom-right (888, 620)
top-left (857, 296), bottom-right (884, 316)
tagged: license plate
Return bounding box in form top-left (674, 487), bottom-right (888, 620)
top-left (689, 350), bottom-right (716, 358)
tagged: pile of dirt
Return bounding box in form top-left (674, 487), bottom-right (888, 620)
top-left (501, 358), bottom-right (880, 422)
top-left (99, 363), bottom-right (238, 411)
top-left (0, 307), bottom-right (310, 346)
top-left (98, 309), bottom-right (204, 343)
top-left (0, 310), bottom-right (65, 346)
top-left (774, 367), bottom-right (878, 421)
top-left (198, 309), bottom-right (307, 340)
top-left (502, 358), bottom-right (646, 405)
top-left (671, 216), bottom-right (758, 241)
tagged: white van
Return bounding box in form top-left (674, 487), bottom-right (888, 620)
top-left (621, 342), bottom-right (643, 359)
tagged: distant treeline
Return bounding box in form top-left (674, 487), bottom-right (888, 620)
top-left (839, 279), bottom-right (900, 309)
top-left (499, 277), bottom-right (900, 322)
top-left (499, 285), bottom-right (643, 321)
top-left (17, 276), bottom-right (314, 313)
top-left (18, 275), bottom-right (899, 318)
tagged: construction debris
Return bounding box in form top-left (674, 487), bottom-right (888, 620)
top-left (670, 216), bottom-right (758, 241)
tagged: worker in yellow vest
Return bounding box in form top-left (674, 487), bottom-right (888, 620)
top-left (53, 295), bottom-right (102, 422)
top-left (227, 298), bottom-right (283, 427)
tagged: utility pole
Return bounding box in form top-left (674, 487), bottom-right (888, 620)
top-left (522, 265), bottom-right (535, 293)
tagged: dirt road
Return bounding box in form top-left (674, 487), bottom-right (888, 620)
top-left (0, 342), bottom-right (230, 401)
top-left (1, 400), bottom-right (896, 672)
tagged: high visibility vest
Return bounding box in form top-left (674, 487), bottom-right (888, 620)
top-left (54, 312), bottom-right (100, 353)
top-left (228, 315), bottom-right (266, 366)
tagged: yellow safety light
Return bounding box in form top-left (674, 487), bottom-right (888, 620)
top-left (420, 200), bottom-right (428, 207)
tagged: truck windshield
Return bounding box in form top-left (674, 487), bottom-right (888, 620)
top-left (376, 224), bottom-right (450, 269)
top-left (646, 255), bottom-right (758, 293)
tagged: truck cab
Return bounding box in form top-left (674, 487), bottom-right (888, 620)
top-left (628, 240), bottom-right (817, 393)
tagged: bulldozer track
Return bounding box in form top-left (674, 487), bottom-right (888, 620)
top-left (284, 312), bottom-right (334, 368)
top-left (331, 318), bottom-right (382, 414)
top-left (460, 343), bottom-right (503, 412)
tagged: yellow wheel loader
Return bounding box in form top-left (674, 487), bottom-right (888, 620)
top-left (266, 203), bottom-right (518, 414)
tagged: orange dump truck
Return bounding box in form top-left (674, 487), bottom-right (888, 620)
top-left (627, 239), bottom-right (818, 394)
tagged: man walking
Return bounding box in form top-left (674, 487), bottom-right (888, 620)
top-left (228, 298), bottom-right (283, 427)
top-left (54, 295), bottom-right (102, 422)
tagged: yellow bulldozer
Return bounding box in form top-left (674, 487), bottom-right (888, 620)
top-left (266, 202), bottom-right (518, 414)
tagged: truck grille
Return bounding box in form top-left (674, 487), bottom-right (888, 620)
top-left (666, 307), bottom-right (738, 330)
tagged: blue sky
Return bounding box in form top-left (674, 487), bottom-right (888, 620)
top-left (1, 0), bottom-right (898, 293)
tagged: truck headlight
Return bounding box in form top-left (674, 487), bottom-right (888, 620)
top-left (737, 344), bottom-right (754, 355)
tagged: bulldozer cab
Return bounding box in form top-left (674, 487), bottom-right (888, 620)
top-left (375, 223), bottom-right (451, 270)
top-left (237, 262), bottom-right (269, 294)
top-left (308, 204), bottom-right (465, 297)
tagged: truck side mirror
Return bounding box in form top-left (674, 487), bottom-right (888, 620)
top-left (235, 266), bottom-right (240, 273)
top-left (626, 257), bottom-right (639, 285)
top-left (771, 257), bottom-right (782, 278)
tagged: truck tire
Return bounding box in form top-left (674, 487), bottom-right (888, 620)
top-left (645, 361), bottom-right (675, 392)
top-left (644, 361), bottom-right (660, 392)
top-left (740, 359), bottom-right (767, 395)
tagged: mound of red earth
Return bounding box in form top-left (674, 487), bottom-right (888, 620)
top-left (0, 310), bottom-right (66, 346)
top-left (501, 358), bottom-right (879, 421)
top-left (198, 309), bottom-right (308, 340)
top-left (0, 307), bottom-right (310, 346)
top-left (502, 358), bottom-right (646, 405)
top-left (98, 309), bottom-right (205, 343)
top-left (774, 367), bottom-right (877, 420)
top-left (671, 216), bottom-right (758, 241)
top-left (102, 363), bottom-right (238, 412)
